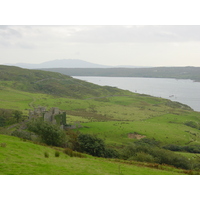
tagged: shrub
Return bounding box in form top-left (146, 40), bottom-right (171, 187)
top-left (78, 133), bottom-right (106, 157)
top-left (77, 133), bottom-right (118, 158)
top-left (65, 130), bottom-right (80, 151)
top-left (55, 151), bottom-right (60, 157)
top-left (63, 148), bottom-right (86, 158)
top-left (63, 148), bottom-right (73, 157)
top-left (44, 152), bottom-right (49, 158)
top-left (104, 147), bottom-right (119, 158)
top-left (163, 144), bottom-right (200, 153)
top-left (27, 120), bottom-right (68, 147)
top-left (163, 144), bottom-right (183, 151)
top-left (121, 142), bottom-right (192, 170)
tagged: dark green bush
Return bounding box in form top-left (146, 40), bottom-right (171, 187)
top-left (55, 151), bottom-right (60, 157)
top-left (78, 133), bottom-right (119, 158)
top-left (44, 152), bottom-right (49, 158)
top-left (163, 144), bottom-right (200, 154)
top-left (163, 144), bottom-right (183, 151)
top-left (27, 120), bottom-right (68, 147)
top-left (78, 133), bottom-right (106, 157)
top-left (121, 142), bottom-right (192, 170)
top-left (104, 147), bottom-right (119, 158)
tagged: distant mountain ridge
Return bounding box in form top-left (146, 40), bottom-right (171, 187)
top-left (6, 59), bottom-right (146, 69)
top-left (13, 59), bottom-right (116, 69)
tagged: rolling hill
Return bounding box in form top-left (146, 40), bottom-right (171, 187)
top-left (13, 59), bottom-right (116, 69)
top-left (0, 65), bottom-right (132, 99)
top-left (1, 64), bottom-right (200, 174)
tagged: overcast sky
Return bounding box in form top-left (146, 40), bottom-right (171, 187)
top-left (1, 25), bottom-right (200, 67)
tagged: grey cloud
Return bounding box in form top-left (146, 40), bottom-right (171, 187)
top-left (0, 26), bottom-right (22, 39)
top-left (3, 25), bottom-right (200, 45)
top-left (62, 25), bottom-right (200, 43)
top-left (15, 42), bottom-right (36, 49)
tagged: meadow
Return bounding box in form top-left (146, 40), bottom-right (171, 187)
top-left (0, 134), bottom-right (188, 175)
top-left (1, 84), bottom-right (200, 147)
top-left (1, 65), bottom-right (200, 174)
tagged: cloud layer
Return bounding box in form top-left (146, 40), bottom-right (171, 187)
top-left (1, 25), bottom-right (200, 66)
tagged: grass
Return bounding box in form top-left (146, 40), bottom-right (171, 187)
top-left (1, 83), bottom-right (200, 147)
top-left (75, 119), bottom-right (200, 146)
top-left (1, 65), bottom-right (200, 174)
top-left (0, 134), bottom-right (188, 175)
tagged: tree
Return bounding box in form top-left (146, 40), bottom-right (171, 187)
top-left (78, 133), bottom-right (106, 157)
top-left (13, 110), bottom-right (23, 123)
top-left (27, 120), bottom-right (68, 147)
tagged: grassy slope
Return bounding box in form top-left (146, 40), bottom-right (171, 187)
top-left (1, 68), bottom-right (200, 147)
top-left (0, 65), bottom-right (132, 99)
top-left (1, 65), bottom-right (200, 174)
top-left (0, 134), bottom-right (186, 175)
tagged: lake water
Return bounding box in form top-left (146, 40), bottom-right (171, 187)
top-left (73, 76), bottom-right (200, 112)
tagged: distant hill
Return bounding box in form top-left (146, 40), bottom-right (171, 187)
top-left (6, 59), bottom-right (145, 69)
top-left (0, 65), bottom-right (132, 99)
top-left (13, 59), bottom-right (116, 69)
top-left (41, 66), bottom-right (200, 82)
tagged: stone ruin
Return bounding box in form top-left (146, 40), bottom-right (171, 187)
top-left (29, 106), bottom-right (67, 129)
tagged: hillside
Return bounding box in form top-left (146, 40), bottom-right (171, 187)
top-left (0, 65), bottom-right (132, 99)
top-left (41, 66), bottom-right (200, 82)
top-left (1, 64), bottom-right (200, 174)
top-left (0, 134), bottom-right (190, 175)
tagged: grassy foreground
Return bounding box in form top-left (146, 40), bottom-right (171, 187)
top-left (0, 134), bottom-right (188, 175)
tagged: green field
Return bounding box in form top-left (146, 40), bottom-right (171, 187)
top-left (1, 65), bottom-right (200, 174)
top-left (0, 134), bottom-right (188, 175)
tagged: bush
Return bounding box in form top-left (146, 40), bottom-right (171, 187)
top-left (103, 147), bottom-right (119, 158)
top-left (44, 152), bottom-right (49, 158)
top-left (163, 144), bottom-right (183, 151)
top-left (65, 130), bottom-right (80, 151)
top-left (55, 151), bottom-right (60, 157)
top-left (121, 142), bottom-right (192, 170)
top-left (27, 120), bottom-right (68, 147)
top-left (163, 144), bottom-right (200, 154)
top-left (63, 148), bottom-right (86, 158)
top-left (78, 133), bottom-right (106, 157)
top-left (77, 133), bottom-right (119, 158)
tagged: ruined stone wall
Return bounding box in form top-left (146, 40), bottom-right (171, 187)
top-left (29, 106), bottom-right (67, 128)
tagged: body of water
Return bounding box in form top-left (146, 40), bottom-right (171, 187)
top-left (73, 76), bottom-right (200, 112)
